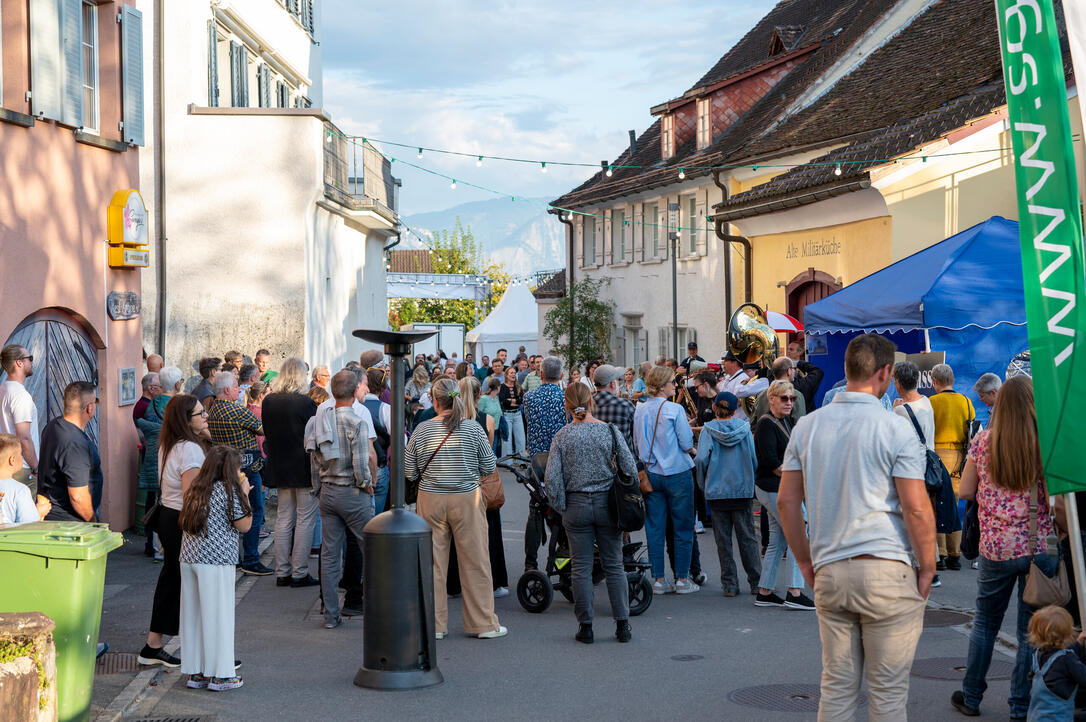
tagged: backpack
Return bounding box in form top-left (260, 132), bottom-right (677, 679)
top-left (362, 398), bottom-right (391, 469)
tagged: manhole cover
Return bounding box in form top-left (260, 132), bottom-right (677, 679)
top-left (730, 683), bottom-right (866, 712)
top-left (670, 654), bottom-right (704, 662)
top-left (95, 652), bottom-right (142, 675)
top-left (911, 656), bottom-right (1012, 680)
top-left (924, 609), bottom-right (971, 627)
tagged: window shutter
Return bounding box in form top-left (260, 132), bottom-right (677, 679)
top-left (576, 222), bottom-right (584, 269)
top-left (257, 63), bottom-right (271, 107)
top-left (29, 0), bottom-right (62, 120)
top-left (658, 328), bottom-right (668, 357)
top-left (625, 207), bottom-right (634, 262)
top-left (276, 79), bottom-right (287, 108)
top-left (639, 328), bottom-right (648, 363)
top-left (302, 0), bottom-right (314, 34)
top-left (120, 5), bottom-right (144, 145)
top-left (208, 23), bottom-right (219, 107)
top-left (230, 41), bottom-right (249, 107)
top-left (697, 199), bottom-right (708, 256)
top-left (59, 0), bottom-right (82, 127)
top-left (633, 208), bottom-right (642, 263)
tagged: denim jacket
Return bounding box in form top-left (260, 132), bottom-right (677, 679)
top-left (695, 418), bottom-right (757, 501)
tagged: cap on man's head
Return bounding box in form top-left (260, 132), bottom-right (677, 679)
top-left (687, 341), bottom-right (698, 350)
top-left (593, 364), bottom-right (625, 388)
top-left (713, 392), bottom-right (739, 410)
top-left (723, 351), bottom-right (738, 363)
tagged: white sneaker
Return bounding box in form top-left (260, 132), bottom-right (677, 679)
top-left (971, 560), bottom-right (980, 570)
top-left (434, 631), bottom-right (446, 640)
top-left (694, 520), bottom-right (706, 534)
top-left (477, 626), bottom-right (508, 639)
top-left (652, 579), bottom-right (674, 595)
top-left (675, 579), bottom-right (701, 594)
top-left (493, 586), bottom-right (510, 598)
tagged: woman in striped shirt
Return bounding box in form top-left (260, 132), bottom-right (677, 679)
top-left (406, 378), bottom-right (507, 640)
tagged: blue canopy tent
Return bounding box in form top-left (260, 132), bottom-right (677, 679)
top-left (803, 216), bottom-right (1028, 419)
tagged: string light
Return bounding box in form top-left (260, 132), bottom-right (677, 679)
top-left (606, 165), bottom-right (614, 177)
top-left (477, 155), bottom-right (483, 167)
top-left (417, 148), bottom-right (423, 159)
top-left (450, 179), bottom-right (457, 189)
top-left (678, 168), bottom-right (685, 180)
top-left (540, 162), bottom-right (547, 173)
top-left (834, 163), bottom-right (842, 176)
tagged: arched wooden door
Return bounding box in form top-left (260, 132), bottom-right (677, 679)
top-left (786, 268), bottom-right (842, 342)
top-left (1, 310), bottom-right (100, 446)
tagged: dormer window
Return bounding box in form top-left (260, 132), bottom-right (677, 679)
top-left (661, 114), bottom-right (674, 160)
top-left (696, 99), bottom-right (710, 150)
top-left (769, 25), bottom-right (805, 56)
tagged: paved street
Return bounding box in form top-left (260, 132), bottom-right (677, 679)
top-left (92, 471), bottom-right (1022, 721)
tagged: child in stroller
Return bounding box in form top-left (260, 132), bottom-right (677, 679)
top-left (497, 454), bottom-right (653, 616)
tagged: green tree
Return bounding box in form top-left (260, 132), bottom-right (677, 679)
top-left (543, 277), bottom-right (616, 368)
top-left (388, 219), bottom-right (509, 328)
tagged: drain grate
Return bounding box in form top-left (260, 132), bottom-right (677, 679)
top-left (95, 652), bottom-right (142, 675)
top-left (730, 683), bottom-right (866, 712)
top-left (911, 656), bottom-right (1012, 681)
top-left (670, 654), bottom-right (704, 662)
top-left (924, 609), bottom-right (971, 627)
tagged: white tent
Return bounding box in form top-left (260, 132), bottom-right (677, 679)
top-left (466, 283), bottom-right (539, 360)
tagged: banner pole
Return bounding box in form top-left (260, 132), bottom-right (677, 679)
top-left (1063, 494), bottom-right (1086, 626)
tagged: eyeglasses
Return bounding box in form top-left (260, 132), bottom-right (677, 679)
top-left (18, 355), bottom-right (32, 362)
top-left (191, 409), bottom-right (208, 417)
top-left (778, 395), bottom-right (797, 402)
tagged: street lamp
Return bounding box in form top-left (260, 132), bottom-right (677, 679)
top-left (351, 328), bottom-right (444, 690)
top-left (668, 202), bottom-right (680, 360)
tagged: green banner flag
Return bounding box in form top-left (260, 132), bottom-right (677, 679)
top-left (996, 0), bottom-right (1086, 494)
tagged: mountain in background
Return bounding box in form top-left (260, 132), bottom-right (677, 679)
top-left (400, 197), bottom-right (566, 276)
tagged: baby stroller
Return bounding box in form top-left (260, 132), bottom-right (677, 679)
top-left (496, 454), bottom-right (653, 616)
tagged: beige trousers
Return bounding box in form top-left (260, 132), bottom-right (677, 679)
top-left (814, 558), bottom-right (926, 722)
top-left (417, 488), bottom-right (500, 635)
top-left (935, 447), bottom-right (965, 558)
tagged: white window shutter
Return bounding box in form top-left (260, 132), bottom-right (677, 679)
top-left (120, 5), bottom-right (144, 145)
top-left (697, 199), bottom-right (708, 256)
top-left (633, 208), bottom-right (642, 263)
top-left (658, 328), bottom-right (668, 357)
top-left (576, 222), bottom-right (584, 269)
top-left (207, 23), bottom-right (219, 107)
top-left (59, 0), bottom-right (82, 127)
top-left (29, 0), bottom-right (62, 120)
top-left (625, 207), bottom-right (634, 262)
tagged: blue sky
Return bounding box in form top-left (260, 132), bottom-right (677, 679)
top-left (320, 0), bottom-right (773, 216)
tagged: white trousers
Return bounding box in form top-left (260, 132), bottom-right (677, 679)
top-left (275, 487), bottom-right (319, 579)
top-left (180, 563), bottom-right (236, 679)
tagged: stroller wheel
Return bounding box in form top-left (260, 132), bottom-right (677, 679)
top-left (628, 575), bottom-right (653, 617)
top-left (517, 570), bottom-right (553, 613)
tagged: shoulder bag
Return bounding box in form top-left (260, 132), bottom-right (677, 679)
top-left (639, 401), bottom-right (665, 494)
top-left (607, 424), bottom-right (645, 532)
top-left (1023, 481), bottom-right (1071, 607)
top-left (406, 424), bottom-right (456, 505)
top-left (903, 404), bottom-right (950, 496)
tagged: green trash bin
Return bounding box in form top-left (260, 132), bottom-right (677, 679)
top-left (0, 521), bottom-right (123, 722)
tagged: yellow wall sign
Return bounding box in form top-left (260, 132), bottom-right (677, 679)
top-left (107, 190), bottom-right (148, 269)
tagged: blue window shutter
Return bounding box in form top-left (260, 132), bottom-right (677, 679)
top-left (276, 79), bottom-right (287, 108)
top-left (59, 0), bottom-right (82, 127)
top-left (229, 41), bottom-right (242, 106)
top-left (120, 5), bottom-right (143, 145)
top-left (303, 0), bottom-right (314, 34)
top-left (257, 64), bottom-right (271, 108)
top-left (29, 0), bottom-right (62, 120)
top-left (207, 23), bottom-right (218, 107)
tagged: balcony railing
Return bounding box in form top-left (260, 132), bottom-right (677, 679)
top-left (323, 121), bottom-right (398, 223)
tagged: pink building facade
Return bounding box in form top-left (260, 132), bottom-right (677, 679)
top-left (0, 0), bottom-right (145, 529)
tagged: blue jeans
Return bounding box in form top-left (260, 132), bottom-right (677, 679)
top-left (373, 466), bottom-right (389, 514)
top-left (754, 486), bottom-right (804, 591)
top-left (503, 410), bottom-right (525, 456)
top-left (241, 469), bottom-right (264, 567)
top-left (961, 553), bottom-right (1059, 716)
top-left (644, 470), bottom-right (695, 580)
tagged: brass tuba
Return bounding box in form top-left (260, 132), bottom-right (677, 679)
top-left (727, 303), bottom-right (778, 417)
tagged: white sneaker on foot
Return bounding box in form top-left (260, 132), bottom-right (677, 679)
top-left (694, 520), bottom-right (705, 534)
top-left (493, 586), bottom-right (510, 598)
top-left (675, 579), bottom-right (700, 594)
top-left (477, 626), bottom-right (508, 639)
top-left (652, 579), bottom-right (674, 595)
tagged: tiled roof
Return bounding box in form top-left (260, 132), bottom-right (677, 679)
top-left (551, 0), bottom-right (892, 210)
top-left (532, 271), bottom-right (566, 300)
top-left (388, 249), bottom-right (433, 273)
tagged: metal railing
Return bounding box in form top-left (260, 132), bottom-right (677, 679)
top-left (323, 121), bottom-right (398, 221)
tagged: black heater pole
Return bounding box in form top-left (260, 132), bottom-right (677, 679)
top-left (351, 329), bottom-right (443, 691)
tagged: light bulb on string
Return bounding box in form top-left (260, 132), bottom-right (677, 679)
top-left (417, 148), bottom-right (423, 159)
top-left (540, 162), bottom-right (547, 173)
top-left (834, 163), bottom-right (842, 176)
top-left (477, 156), bottom-right (483, 167)
top-left (325, 130), bottom-right (333, 144)
top-left (606, 165), bottom-right (613, 177)
top-left (678, 168), bottom-right (686, 180)
top-left (450, 179), bottom-right (457, 190)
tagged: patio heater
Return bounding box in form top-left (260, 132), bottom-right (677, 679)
top-left (351, 329), bottom-right (443, 690)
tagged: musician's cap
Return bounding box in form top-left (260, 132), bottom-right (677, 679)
top-left (713, 392), bottom-right (739, 410)
top-left (722, 351), bottom-right (738, 363)
top-left (687, 340), bottom-right (698, 350)
top-left (593, 364), bottom-right (625, 388)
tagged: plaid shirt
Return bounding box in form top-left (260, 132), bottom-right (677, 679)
top-left (310, 408), bottom-right (371, 490)
top-left (208, 398), bottom-right (265, 472)
top-left (593, 390), bottom-right (636, 458)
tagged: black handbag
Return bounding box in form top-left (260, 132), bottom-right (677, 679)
top-left (606, 424), bottom-right (645, 532)
top-left (903, 404), bottom-right (951, 495)
top-left (960, 500), bottom-right (980, 560)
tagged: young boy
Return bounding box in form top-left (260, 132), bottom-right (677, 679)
top-left (1027, 605), bottom-right (1086, 720)
top-left (0, 433), bottom-right (50, 524)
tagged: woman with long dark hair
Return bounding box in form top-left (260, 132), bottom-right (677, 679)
top-left (499, 367), bottom-right (525, 456)
top-left (952, 376), bottom-right (1060, 718)
top-left (138, 394), bottom-right (209, 668)
top-left (179, 446), bottom-right (252, 691)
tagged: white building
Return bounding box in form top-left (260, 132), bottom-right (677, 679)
top-left (138, 0), bottom-right (397, 372)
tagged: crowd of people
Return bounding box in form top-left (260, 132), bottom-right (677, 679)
top-left (5, 334), bottom-right (1086, 716)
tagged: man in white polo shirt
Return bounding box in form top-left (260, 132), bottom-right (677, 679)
top-left (777, 333), bottom-right (933, 721)
top-left (0, 344), bottom-right (39, 495)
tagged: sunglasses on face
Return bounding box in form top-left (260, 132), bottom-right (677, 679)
top-left (19, 355), bottom-right (33, 363)
top-left (778, 395), bottom-right (797, 402)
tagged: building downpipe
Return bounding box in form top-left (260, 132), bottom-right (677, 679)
top-left (154, 0), bottom-right (167, 354)
top-left (558, 212), bottom-right (575, 367)
top-left (711, 170), bottom-right (751, 318)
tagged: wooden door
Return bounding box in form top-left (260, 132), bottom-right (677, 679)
top-left (2, 312), bottom-right (100, 446)
top-left (785, 269), bottom-right (843, 344)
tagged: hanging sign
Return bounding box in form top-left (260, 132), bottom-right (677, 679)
top-left (107, 189), bottom-right (149, 268)
top-left (995, 0), bottom-right (1086, 494)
